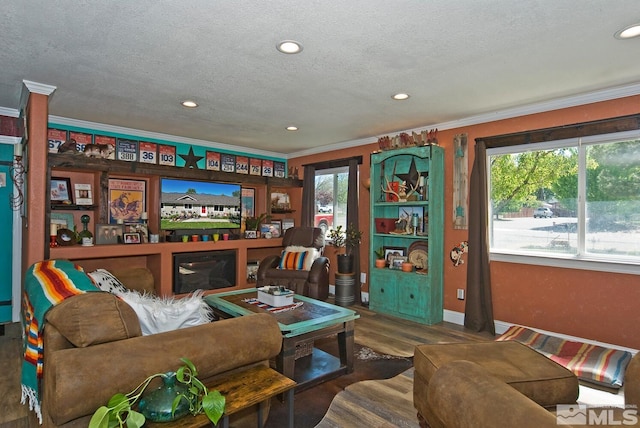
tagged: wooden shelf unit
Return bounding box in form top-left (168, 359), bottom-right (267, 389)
top-left (46, 153), bottom-right (301, 296)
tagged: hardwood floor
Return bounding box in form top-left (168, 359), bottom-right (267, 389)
top-left (0, 303), bottom-right (492, 427)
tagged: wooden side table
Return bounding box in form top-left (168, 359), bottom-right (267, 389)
top-left (145, 365), bottom-right (296, 428)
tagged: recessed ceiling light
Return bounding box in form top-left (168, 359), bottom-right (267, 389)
top-left (286, 126), bottom-right (298, 131)
top-left (277, 40), bottom-right (303, 54)
top-left (181, 100), bottom-right (198, 108)
top-left (615, 23), bottom-right (640, 39)
top-left (392, 93), bottom-right (410, 100)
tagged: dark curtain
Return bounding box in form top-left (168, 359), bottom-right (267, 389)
top-left (347, 158), bottom-right (361, 304)
top-left (464, 141), bottom-right (495, 334)
top-left (301, 164), bottom-right (316, 227)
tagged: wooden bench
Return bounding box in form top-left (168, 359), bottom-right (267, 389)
top-left (145, 365), bottom-right (296, 428)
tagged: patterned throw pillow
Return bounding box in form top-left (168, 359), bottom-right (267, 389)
top-left (278, 246), bottom-right (320, 270)
top-left (87, 269), bottom-right (129, 294)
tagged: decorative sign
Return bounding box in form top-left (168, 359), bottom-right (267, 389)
top-left (116, 138), bottom-right (138, 162)
top-left (48, 128), bottom-right (68, 153)
top-left (94, 135), bottom-right (116, 159)
top-left (138, 141), bottom-right (158, 164)
top-left (69, 131), bottom-right (93, 153)
top-left (235, 156), bottom-right (249, 174)
top-left (158, 144), bottom-right (176, 166)
top-left (221, 153), bottom-right (236, 173)
top-left (262, 159), bottom-right (273, 177)
top-left (249, 158), bottom-right (262, 176)
top-left (274, 161), bottom-right (286, 178)
top-left (206, 151), bottom-right (221, 171)
top-left (108, 178), bottom-right (146, 224)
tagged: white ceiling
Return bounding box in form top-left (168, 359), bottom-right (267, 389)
top-left (1, 1), bottom-right (639, 156)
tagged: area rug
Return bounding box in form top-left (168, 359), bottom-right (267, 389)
top-left (264, 342), bottom-right (413, 428)
top-left (315, 367), bottom-right (418, 428)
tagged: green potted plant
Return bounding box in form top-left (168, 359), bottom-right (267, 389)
top-left (89, 358), bottom-right (225, 428)
top-left (374, 247), bottom-right (386, 268)
top-left (328, 223), bottom-right (363, 273)
top-left (244, 212), bottom-right (270, 238)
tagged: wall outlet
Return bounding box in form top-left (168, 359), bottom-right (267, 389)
top-left (457, 289), bottom-right (465, 300)
top-left (360, 272), bottom-right (367, 284)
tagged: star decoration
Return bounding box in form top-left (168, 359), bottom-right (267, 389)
top-left (394, 158), bottom-right (420, 189)
top-left (179, 146), bottom-right (204, 169)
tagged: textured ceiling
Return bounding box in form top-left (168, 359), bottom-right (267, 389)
top-left (1, 1), bottom-right (639, 155)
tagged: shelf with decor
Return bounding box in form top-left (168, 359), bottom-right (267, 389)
top-left (368, 145), bottom-right (444, 324)
top-left (45, 153), bottom-right (301, 296)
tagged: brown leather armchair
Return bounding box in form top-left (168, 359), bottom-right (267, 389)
top-left (256, 227), bottom-right (330, 300)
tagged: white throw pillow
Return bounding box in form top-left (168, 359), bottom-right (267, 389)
top-left (117, 289), bottom-right (213, 335)
top-left (88, 269), bottom-right (213, 335)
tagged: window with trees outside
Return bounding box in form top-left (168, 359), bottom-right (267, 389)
top-left (487, 129), bottom-right (640, 272)
top-left (314, 166), bottom-right (349, 239)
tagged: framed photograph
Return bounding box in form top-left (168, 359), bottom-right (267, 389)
top-left (56, 228), bottom-right (76, 246)
top-left (108, 178), bottom-right (146, 224)
top-left (390, 255), bottom-right (408, 270)
top-left (241, 187), bottom-right (255, 218)
top-left (125, 222), bottom-right (149, 243)
top-left (96, 224), bottom-right (123, 245)
top-left (244, 230), bottom-right (258, 239)
top-left (268, 220), bottom-right (282, 238)
top-left (74, 183), bottom-right (93, 205)
top-left (50, 213), bottom-right (75, 231)
top-left (270, 192), bottom-right (290, 211)
top-left (384, 246), bottom-right (406, 265)
top-left (123, 232), bottom-right (141, 244)
top-left (50, 177), bottom-right (73, 205)
top-left (281, 218), bottom-right (295, 232)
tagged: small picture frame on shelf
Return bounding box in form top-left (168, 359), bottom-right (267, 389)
top-left (268, 221), bottom-right (282, 238)
top-left (281, 218), bottom-right (295, 232)
top-left (96, 224), bottom-right (122, 245)
top-left (123, 232), bottom-right (141, 244)
top-left (50, 213), bottom-right (75, 231)
top-left (271, 192), bottom-right (291, 211)
top-left (50, 177), bottom-right (73, 205)
top-left (383, 246), bottom-right (406, 266)
top-left (74, 183), bottom-right (93, 205)
top-left (389, 255), bottom-right (408, 270)
top-left (244, 230), bottom-right (258, 239)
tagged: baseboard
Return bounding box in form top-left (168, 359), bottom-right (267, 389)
top-left (443, 309), bottom-right (638, 354)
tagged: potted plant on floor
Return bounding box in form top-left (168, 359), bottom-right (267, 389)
top-left (328, 223), bottom-right (363, 274)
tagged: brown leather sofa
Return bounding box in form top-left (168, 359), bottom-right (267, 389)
top-left (256, 227), bottom-right (330, 300)
top-left (421, 352), bottom-right (640, 428)
top-left (33, 267), bottom-right (283, 427)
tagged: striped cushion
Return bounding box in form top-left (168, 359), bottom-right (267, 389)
top-left (497, 325), bottom-right (633, 388)
top-left (279, 250), bottom-right (315, 270)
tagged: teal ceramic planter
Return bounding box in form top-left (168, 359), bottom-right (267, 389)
top-left (138, 372), bottom-right (190, 422)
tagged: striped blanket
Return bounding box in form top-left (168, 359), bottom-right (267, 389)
top-left (21, 260), bottom-right (99, 423)
top-left (496, 325), bottom-right (633, 389)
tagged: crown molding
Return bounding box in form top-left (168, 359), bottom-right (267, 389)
top-left (48, 115), bottom-right (287, 160)
top-left (0, 135), bottom-right (21, 145)
top-left (0, 107), bottom-right (19, 117)
top-left (288, 81), bottom-right (640, 159)
top-left (22, 80), bottom-right (57, 96)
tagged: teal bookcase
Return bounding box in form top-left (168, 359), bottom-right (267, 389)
top-left (0, 144), bottom-right (15, 323)
top-left (369, 146), bottom-right (444, 324)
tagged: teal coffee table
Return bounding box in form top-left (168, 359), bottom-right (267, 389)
top-left (205, 289), bottom-right (360, 391)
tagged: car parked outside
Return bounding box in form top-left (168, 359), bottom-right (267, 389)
top-left (533, 207), bottom-right (554, 218)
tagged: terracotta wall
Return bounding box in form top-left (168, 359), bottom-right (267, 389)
top-left (288, 94), bottom-right (640, 350)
